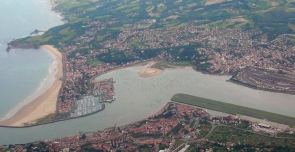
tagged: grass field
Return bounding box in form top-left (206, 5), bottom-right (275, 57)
top-left (143, 148), bottom-right (151, 152)
top-left (97, 35), bottom-right (106, 42)
top-left (23, 113), bottom-right (56, 126)
top-left (151, 61), bottom-right (174, 70)
top-left (87, 59), bottom-right (104, 67)
top-left (276, 133), bottom-right (295, 138)
top-left (189, 119), bottom-right (196, 128)
top-left (208, 126), bottom-right (295, 147)
top-left (175, 139), bottom-right (185, 147)
top-left (199, 120), bottom-right (212, 137)
top-left (130, 39), bottom-right (147, 47)
top-left (171, 93), bottom-right (295, 126)
top-left (173, 61), bottom-right (191, 66)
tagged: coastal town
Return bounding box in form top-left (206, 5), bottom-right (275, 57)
top-left (63, 19), bottom-right (295, 76)
top-left (51, 19), bottom-right (295, 120)
top-left (4, 0), bottom-right (295, 124)
top-left (1, 102), bottom-right (295, 152)
top-left (3, 0), bottom-right (295, 150)
top-left (47, 19), bottom-right (294, 119)
top-left (92, 78), bottom-right (116, 103)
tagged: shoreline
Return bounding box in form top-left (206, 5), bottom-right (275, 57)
top-left (0, 45), bottom-right (63, 126)
top-left (90, 60), bottom-right (155, 83)
top-left (48, 0), bottom-right (68, 24)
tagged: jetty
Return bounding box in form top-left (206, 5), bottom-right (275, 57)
top-left (30, 29), bottom-right (46, 35)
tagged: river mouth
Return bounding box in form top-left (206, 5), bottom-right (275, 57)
top-left (1, 63), bottom-right (295, 145)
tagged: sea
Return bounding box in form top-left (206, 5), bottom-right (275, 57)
top-left (0, 0), bottom-right (63, 120)
top-left (1, 0), bottom-right (295, 146)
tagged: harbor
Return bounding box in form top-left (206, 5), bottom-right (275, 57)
top-left (55, 78), bottom-right (115, 121)
top-left (71, 96), bottom-right (104, 118)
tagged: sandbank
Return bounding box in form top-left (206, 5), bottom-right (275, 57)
top-left (0, 45), bottom-right (63, 126)
top-left (137, 68), bottom-right (162, 78)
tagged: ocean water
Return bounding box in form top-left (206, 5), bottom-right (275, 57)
top-left (0, 0), bottom-right (63, 120)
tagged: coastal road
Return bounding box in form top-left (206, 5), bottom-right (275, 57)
top-left (172, 94), bottom-right (295, 126)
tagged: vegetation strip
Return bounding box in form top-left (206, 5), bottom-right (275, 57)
top-left (171, 93), bottom-right (295, 126)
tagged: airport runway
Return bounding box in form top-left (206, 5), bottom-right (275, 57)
top-left (172, 94), bottom-right (295, 126)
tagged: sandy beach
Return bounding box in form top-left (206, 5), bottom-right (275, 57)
top-left (0, 45), bottom-right (63, 126)
top-left (137, 68), bottom-right (162, 78)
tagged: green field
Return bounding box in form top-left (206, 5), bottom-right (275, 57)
top-left (130, 39), bottom-right (147, 47)
top-left (171, 93), bottom-right (295, 126)
top-left (151, 61), bottom-right (174, 70)
top-left (173, 61), bottom-right (191, 66)
top-left (175, 139), bottom-right (185, 147)
top-left (12, 0), bottom-right (295, 52)
top-left (87, 59), bottom-right (104, 67)
top-left (277, 133), bottom-right (295, 138)
top-left (23, 113), bottom-right (56, 126)
top-left (141, 148), bottom-right (151, 152)
top-left (199, 120), bottom-right (212, 137)
top-left (207, 126), bottom-right (295, 150)
top-left (189, 119), bottom-right (196, 128)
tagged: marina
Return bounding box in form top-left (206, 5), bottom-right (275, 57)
top-left (71, 96), bottom-right (104, 118)
top-left (55, 78), bottom-right (115, 120)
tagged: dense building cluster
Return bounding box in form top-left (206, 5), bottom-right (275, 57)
top-left (46, 19), bottom-right (295, 120)
top-left (93, 78), bottom-right (115, 102)
top-left (2, 102), bottom-right (294, 152)
top-left (61, 19), bottom-right (295, 76)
